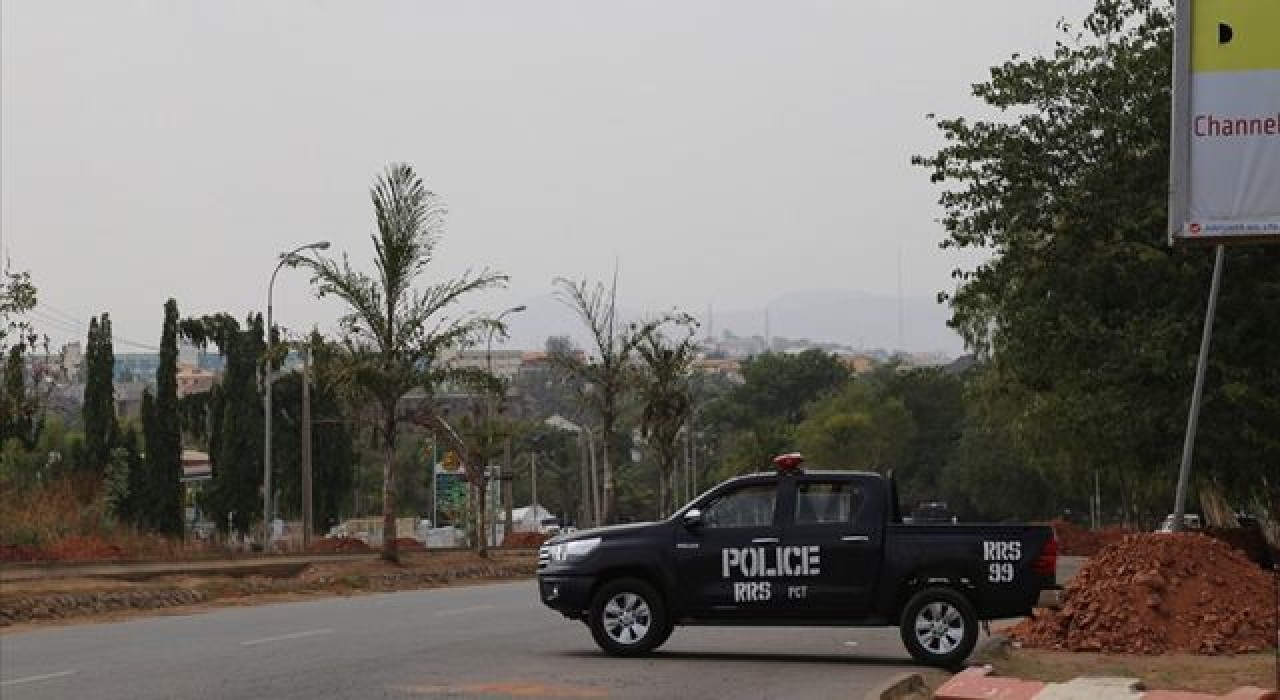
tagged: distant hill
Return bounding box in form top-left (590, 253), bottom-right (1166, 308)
top-left (501, 289), bottom-right (963, 355)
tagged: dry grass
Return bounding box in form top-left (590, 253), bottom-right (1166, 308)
top-left (0, 476), bottom-right (207, 561)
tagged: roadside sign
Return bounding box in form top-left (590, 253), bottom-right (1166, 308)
top-left (1169, 0), bottom-right (1280, 244)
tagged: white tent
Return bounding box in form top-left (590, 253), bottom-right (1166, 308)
top-left (511, 504), bottom-right (558, 532)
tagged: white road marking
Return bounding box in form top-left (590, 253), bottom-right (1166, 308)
top-left (240, 628), bottom-right (333, 646)
top-left (434, 605), bottom-right (496, 616)
top-left (1, 670), bottom-right (78, 687)
top-left (843, 641), bottom-right (860, 647)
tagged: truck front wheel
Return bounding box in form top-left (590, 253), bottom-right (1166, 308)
top-left (588, 578), bottom-right (672, 657)
top-left (899, 587), bottom-right (978, 667)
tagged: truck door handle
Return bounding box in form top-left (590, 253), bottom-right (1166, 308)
top-left (841, 535), bottom-right (870, 542)
top-left (751, 537), bottom-right (779, 544)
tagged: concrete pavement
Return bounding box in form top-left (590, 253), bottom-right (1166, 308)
top-left (1, 580), bottom-right (920, 699)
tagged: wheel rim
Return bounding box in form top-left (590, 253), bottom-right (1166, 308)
top-left (602, 592), bottom-right (652, 645)
top-left (913, 601), bottom-right (964, 655)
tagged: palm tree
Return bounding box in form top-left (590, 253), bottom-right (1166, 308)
top-left (552, 275), bottom-right (672, 524)
top-left (636, 320), bottom-right (699, 517)
top-left (297, 163), bottom-right (507, 562)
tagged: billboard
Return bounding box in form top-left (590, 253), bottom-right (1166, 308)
top-left (1170, 0), bottom-right (1280, 243)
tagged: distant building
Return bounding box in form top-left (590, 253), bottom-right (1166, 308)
top-left (840, 354), bottom-right (876, 375)
top-left (691, 357), bottom-right (744, 382)
top-left (443, 349), bottom-right (524, 381)
top-left (176, 363), bottom-right (217, 397)
top-left (61, 342), bottom-right (84, 382)
top-left (114, 381), bottom-right (150, 421)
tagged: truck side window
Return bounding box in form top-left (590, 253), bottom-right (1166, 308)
top-left (702, 484), bottom-right (776, 528)
top-left (795, 482), bottom-right (864, 525)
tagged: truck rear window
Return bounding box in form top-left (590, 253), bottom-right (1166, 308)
top-left (795, 482), bottom-right (864, 525)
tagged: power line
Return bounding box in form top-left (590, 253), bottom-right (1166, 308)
top-left (24, 305), bottom-right (160, 351)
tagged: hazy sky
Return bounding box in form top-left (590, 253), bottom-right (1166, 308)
top-left (2, 0), bottom-right (1092, 353)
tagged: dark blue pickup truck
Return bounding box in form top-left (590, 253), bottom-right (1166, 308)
top-left (538, 455), bottom-right (1058, 666)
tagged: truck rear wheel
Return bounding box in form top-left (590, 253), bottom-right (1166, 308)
top-left (899, 587), bottom-right (978, 667)
top-left (588, 578), bottom-right (671, 657)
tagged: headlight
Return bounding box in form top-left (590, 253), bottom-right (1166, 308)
top-left (548, 537), bottom-right (601, 563)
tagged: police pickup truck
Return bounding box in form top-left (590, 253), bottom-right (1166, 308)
top-left (537, 454), bottom-right (1058, 667)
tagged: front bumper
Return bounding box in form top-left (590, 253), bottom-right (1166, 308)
top-left (538, 575), bottom-right (595, 619)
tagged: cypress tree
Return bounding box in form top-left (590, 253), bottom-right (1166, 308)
top-left (82, 313), bottom-right (118, 472)
top-left (118, 424), bottom-right (145, 524)
top-left (140, 300), bottom-right (184, 535)
top-left (139, 388), bottom-right (158, 528)
top-left (154, 299), bottom-right (184, 535)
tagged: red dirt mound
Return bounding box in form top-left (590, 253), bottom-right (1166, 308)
top-left (309, 537), bottom-right (372, 553)
top-left (1011, 533), bottom-right (1277, 655)
top-left (502, 532), bottom-right (549, 548)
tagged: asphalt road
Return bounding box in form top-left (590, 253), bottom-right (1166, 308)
top-left (1, 580), bottom-right (920, 700)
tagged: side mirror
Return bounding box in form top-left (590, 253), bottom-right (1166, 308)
top-left (682, 508), bottom-right (703, 528)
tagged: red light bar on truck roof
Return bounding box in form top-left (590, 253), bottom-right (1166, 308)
top-left (772, 453), bottom-right (804, 473)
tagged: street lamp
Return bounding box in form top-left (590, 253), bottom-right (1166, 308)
top-left (264, 240), bottom-right (329, 549)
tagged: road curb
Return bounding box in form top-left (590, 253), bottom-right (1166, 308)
top-left (936, 666), bottom-right (1046, 700)
top-left (867, 672), bottom-right (928, 700)
top-left (934, 666), bottom-right (1277, 700)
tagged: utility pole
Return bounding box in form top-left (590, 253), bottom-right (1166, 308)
top-left (301, 345), bottom-right (313, 550)
top-left (579, 430), bottom-right (592, 528)
top-left (500, 436), bottom-right (511, 546)
top-left (530, 451), bottom-right (538, 519)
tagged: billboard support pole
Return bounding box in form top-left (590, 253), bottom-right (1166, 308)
top-left (1171, 245), bottom-right (1225, 531)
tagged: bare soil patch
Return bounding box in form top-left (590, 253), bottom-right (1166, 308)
top-left (1, 550), bottom-right (534, 630)
top-left (981, 647), bottom-right (1277, 694)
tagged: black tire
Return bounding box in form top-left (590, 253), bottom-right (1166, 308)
top-left (899, 587), bottom-right (979, 668)
top-left (588, 577), bottom-right (671, 657)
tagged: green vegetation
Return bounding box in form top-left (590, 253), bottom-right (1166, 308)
top-left (6, 0), bottom-right (1277, 555)
top-left (913, 0), bottom-right (1279, 522)
top-left (293, 163), bottom-right (508, 562)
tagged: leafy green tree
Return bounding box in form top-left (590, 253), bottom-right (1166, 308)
top-left (701, 349), bottom-right (850, 477)
top-left (913, 0), bottom-right (1280, 521)
top-left (0, 266), bottom-right (51, 452)
top-left (636, 322), bottom-right (698, 517)
top-left (82, 313), bottom-right (119, 472)
top-left (295, 163), bottom-right (507, 562)
top-left (181, 313), bottom-right (265, 536)
top-left (270, 333), bottom-right (356, 535)
top-left (732, 350), bottom-right (849, 425)
top-left (795, 380), bottom-right (916, 473)
top-left (877, 367), bottom-right (966, 504)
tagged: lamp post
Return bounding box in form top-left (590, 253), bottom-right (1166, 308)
top-left (264, 240), bottom-right (329, 549)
